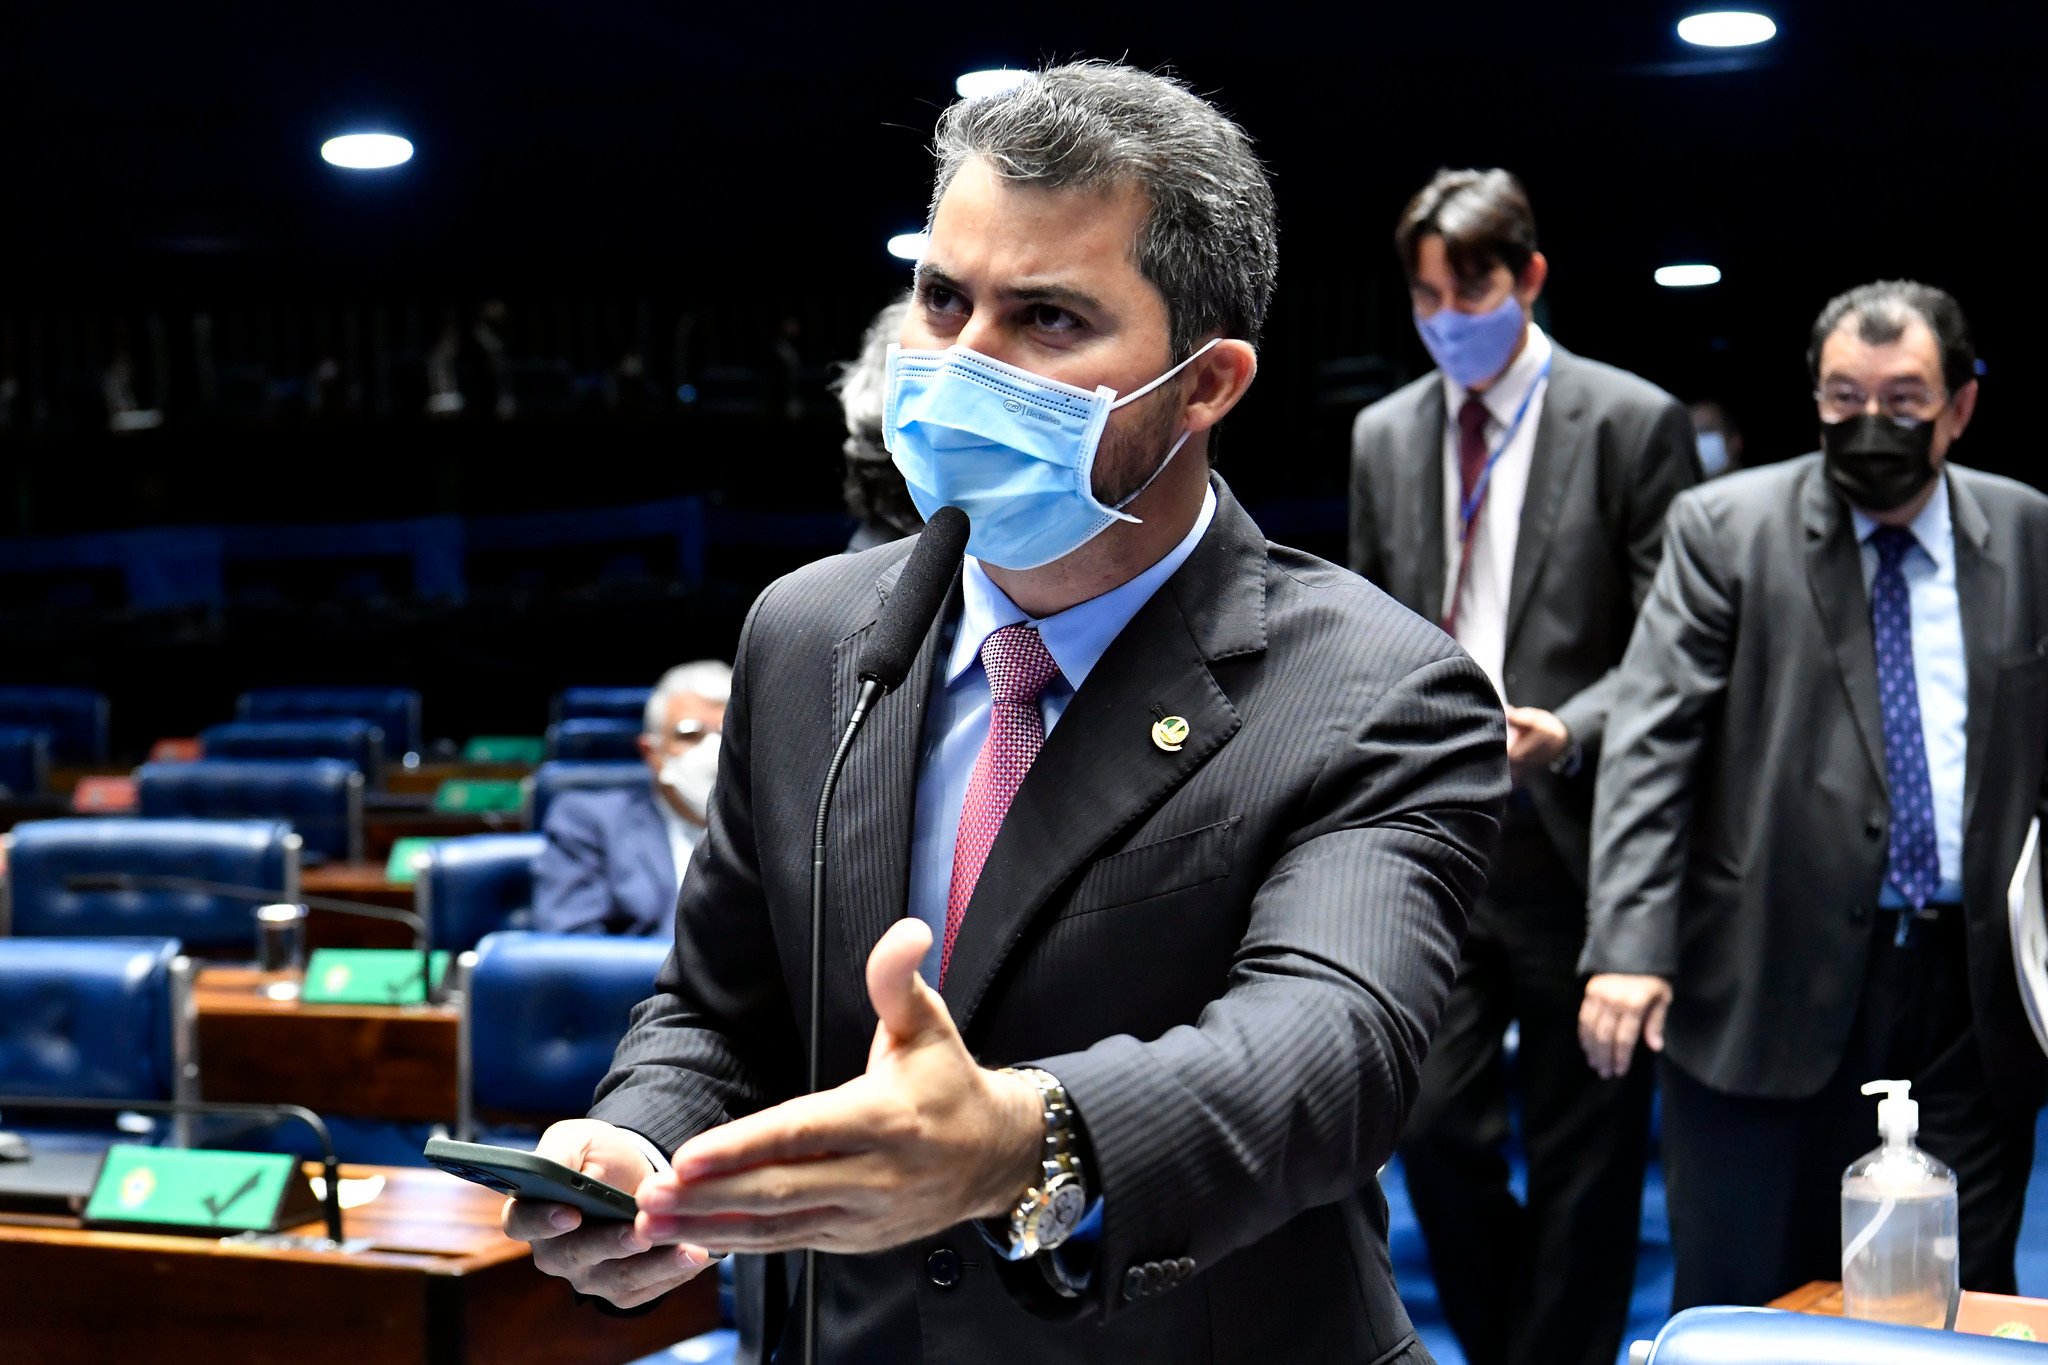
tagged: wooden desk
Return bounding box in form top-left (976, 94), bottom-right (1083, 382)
top-left (194, 966), bottom-right (461, 1125)
top-left (1771, 1280), bottom-right (2048, 1338)
top-left (365, 810), bottom-right (519, 861)
top-left (0, 1163), bottom-right (718, 1364)
top-left (1770, 1281), bottom-right (1845, 1313)
top-left (304, 861), bottom-right (417, 914)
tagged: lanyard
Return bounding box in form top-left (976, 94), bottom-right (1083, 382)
top-left (1444, 355), bottom-right (1552, 635)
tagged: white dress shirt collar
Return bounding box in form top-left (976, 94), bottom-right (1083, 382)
top-left (1851, 472), bottom-right (1954, 571)
top-left (1443, 323), bottom-right (1554, 426)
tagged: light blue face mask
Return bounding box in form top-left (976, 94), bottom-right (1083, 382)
top-left (1414, 295), bottom-right (1526, 390)
top-left (1695, 429), bottom-right (1730, 477)
top-left (883, 338), bottom-right (1221, 570)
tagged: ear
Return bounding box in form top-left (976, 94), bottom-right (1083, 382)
top-left (1179, 337), bottom-right (1259, 437)
top-left (637, 733), bottom-right (660, 771)
top-left (1946, 377), bottom-right (1980, 440)
top-left (1517, 252), bottom-right (1549, 308)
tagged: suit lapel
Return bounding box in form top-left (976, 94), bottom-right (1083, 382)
top-left (1503, 349), bottom-right (1590, 655)
top-left (1950, 473), bottom-right (2003, 848)
top-left (938, 485), bottom-right (1265, 1031)
top-left (1411, 382), bottom-right (1448, 623)
top-left (830, 561), bottom-right (955, 1004)
top-left (1800, 466), bottom-right (1887, 786)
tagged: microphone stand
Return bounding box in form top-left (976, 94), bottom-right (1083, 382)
top-left (0, 1094), bottom-right (345, 1244)
top-left (804, 676), bottom-right (886, 1365)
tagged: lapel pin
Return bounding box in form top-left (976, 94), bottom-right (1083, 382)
top-left (1151, 714), bottom-right (1189, 752)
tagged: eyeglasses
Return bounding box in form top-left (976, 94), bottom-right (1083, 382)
top-left (1814, 381), bottom-right (1945, 424)
top-left (666, 719), bottom-right (719, 746)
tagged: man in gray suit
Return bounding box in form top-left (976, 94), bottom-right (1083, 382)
top-left (1581, 280), bottom-right (2048, 1308)
top-left (506, 63), bottom-right (1508, 1362)
top-left (1349, 168), bottom-right (1697, 1365)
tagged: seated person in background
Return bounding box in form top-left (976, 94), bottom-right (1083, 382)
top-left (832, 293), bottom-right (925, 552)
top-left (533, 660), bottom-right (731, 936)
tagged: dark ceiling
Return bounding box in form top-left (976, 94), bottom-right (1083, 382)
top-left (4, 1), bottom-right (2043, 480)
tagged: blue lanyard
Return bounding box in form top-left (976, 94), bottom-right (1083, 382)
top-left (1456, 355), bottom-right (1553, 540)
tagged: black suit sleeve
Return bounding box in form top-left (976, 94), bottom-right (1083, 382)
top-left (1581, 490), bottom-right (1736, 978)
top-left (1031, 652), bottom-right (1508, 1322)
top-left (1347, 408), bottom-right (1388, 589)
top-left (1552, 395), bottom-right (1702, 758)
top-left (587, 581), bottom-right (804, 1151)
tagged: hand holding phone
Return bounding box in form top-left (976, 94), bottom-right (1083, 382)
top-left (425, 1136), bottom-right (639, 1219)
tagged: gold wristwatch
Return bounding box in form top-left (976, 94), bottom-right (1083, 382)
top-left (997, 1066), bottom-right (1088, 1259)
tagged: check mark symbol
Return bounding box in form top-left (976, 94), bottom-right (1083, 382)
top-left (202, 1171), bottom-right (262, 1223)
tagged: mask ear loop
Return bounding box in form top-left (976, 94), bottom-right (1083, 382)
top-left (1103, 337), bottom-right (1229, 523)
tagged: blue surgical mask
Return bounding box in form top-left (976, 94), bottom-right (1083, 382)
top-left (884, 338), bottom-right (1220, 570)
top-left (1695, 429), bottom-right (1730, 477)
top-left (1415, 296), bottom-right (1527, 390)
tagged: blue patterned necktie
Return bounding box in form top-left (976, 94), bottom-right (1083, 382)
top-left (1869, 525), bottom-right (1941, 911)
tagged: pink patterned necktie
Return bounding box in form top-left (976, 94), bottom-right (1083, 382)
top-left (940, 623), bottom-right (1061, 984)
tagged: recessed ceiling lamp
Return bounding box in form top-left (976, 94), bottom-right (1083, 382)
top-left (1655, 264), bottom-right (1723, 288)
top-left (955, 69), bottom-right (1029, 99)
top-left (887, 232), bottom-right (931, 262)
top-left (320, 133), bottom-right (414, 170)
top-left (1676, 11), bottom-right (1777, 47)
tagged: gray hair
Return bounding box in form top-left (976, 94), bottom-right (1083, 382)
top-left (929, 61), bottom-right (1278, 359)
top-left (831, 295), bottom-right (924, 538)
top-left (643, 659), bottom-right (733, 735)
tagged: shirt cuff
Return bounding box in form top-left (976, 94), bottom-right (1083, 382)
top-left (618, 1127), bottom-right (672, 1176)
top-left (1547, 737), bottom-right (1584, 778)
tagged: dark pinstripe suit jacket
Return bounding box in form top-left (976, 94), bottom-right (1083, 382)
top-left (590, 478), bottom-right (1509, 1364)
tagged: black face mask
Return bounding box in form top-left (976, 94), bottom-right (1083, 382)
top-left (1821, 412), bottom-right (1939, 513)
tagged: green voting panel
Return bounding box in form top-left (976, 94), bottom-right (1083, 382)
top-left (301, 948), bottom-right (452, 1005)
top-left (459, 736), bottom-right (546, 765)
top-left (383, 835), bottom-right (448, 883)
top-left (433, 778), bottom-right (526, 814)
top-left (85, 1145), bottom-right (319, 1236)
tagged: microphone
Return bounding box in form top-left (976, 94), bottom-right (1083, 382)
top-left (63, 872), bottom-right (439, 1003)
top-left (803, 505), bottom-right (967, 1365)
top-left (0, 1093), bottom-right (346, 1244)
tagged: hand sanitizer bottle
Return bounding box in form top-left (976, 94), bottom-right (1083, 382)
top-left (1841, 1079), bottom-right (1959, 1329)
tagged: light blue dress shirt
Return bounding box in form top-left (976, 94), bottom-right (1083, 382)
top-left (907, 484), bottom-right (1219, 981)
top-left (1852, 478), bottom-right (1967, 905)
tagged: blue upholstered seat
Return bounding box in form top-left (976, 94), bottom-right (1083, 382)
top-left (545, 716), bottom-right (643, 762)
top-left (553, 687), bottom-right (652, 725)
top-left (137, 759), bottom-right (362, 863)
top-left (202, 718), bottom-right (385, 787)
top-left (1638, 1306), bottom-right (2042, 1363)
top-left (413, 833), bottom-right (546, 952)
top-left (0, 726), bottom-right (49, 797)
top-left (523, 760), bottom-right (646, 831)
top-left (458, 930), bottom-right (667, 1141)
top-left (236, 687), bottom-right (423, 758)
top-left (0, 936), bottom-right (191, 1142)
top-left (2, 817), bottom-right (296, 949)
top-left (0, 687), bottom-right (111, 764)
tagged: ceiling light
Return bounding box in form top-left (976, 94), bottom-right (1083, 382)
top-left (1655, 264), bottom-right (1723, 288)
top-left (955, 69), bottom-right (1029, 100)
top-left (320, 133), bottom-right (414, 170)
top-left (1676, 11), bottom-right (1777, 47)
top-left (887, 232), bottom-right (930, 263)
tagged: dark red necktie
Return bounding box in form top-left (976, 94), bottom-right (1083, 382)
top-left (1444, 395), bottom-right (1492, 634)
top-left (940, 623), bottom-right (1061, 984)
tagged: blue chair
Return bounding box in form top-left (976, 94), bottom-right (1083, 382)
top-left (201, 718), bottom-right (386, 788)
top-left (524, 760), bottom-right (645, 831)
top-left (137, 759), bottom-right (363, 864)
top-left (1635, 1306), bottom-right (2040, 1363)
top-left (545, 717), bottom-right (643, 763)
top-left (412, 833), bottom-right (546, 953)
top-left (0, 936), bottom-right (197, 1148)
top-left (0, 726), bottom-right (49, 797)
top-left (0, 687), bottom-right (111, 764)
top-left (236, 687), bottom-right (423, 759)
top-left (1, 817), bottom-right (298, 950)
top-left (456, 930), bottom-right (668, 1142)
top-left (552, 687), bottom-right (651, 725)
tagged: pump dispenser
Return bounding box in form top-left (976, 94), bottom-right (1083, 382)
top-left (1841, 1079), bottom-right (1960, 1328)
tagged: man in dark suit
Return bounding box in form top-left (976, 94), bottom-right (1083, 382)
top-left (1349, 167), bottom-right (1698, 1365)
top-left (505, 63), bottom-right (1508, 1363)
top-left (1580, 280), bottom-right (2048, 1307)
top-left (532, 660), bottom-right (730, 936)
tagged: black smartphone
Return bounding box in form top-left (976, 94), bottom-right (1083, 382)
top-left (423, 1137), bottom-right (639, 1221)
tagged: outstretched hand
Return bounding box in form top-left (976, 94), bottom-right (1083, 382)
top-left (634, 918), bottom-right (1044, 1255)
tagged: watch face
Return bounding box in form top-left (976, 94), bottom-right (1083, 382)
top-left (1041, 1174), bottom-right (1086, 1245)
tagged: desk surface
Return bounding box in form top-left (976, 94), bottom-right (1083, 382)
top-left (0, 1162), bottom-right (718, 1364)
top-left (194, 966), bottom-right (461, 1124)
